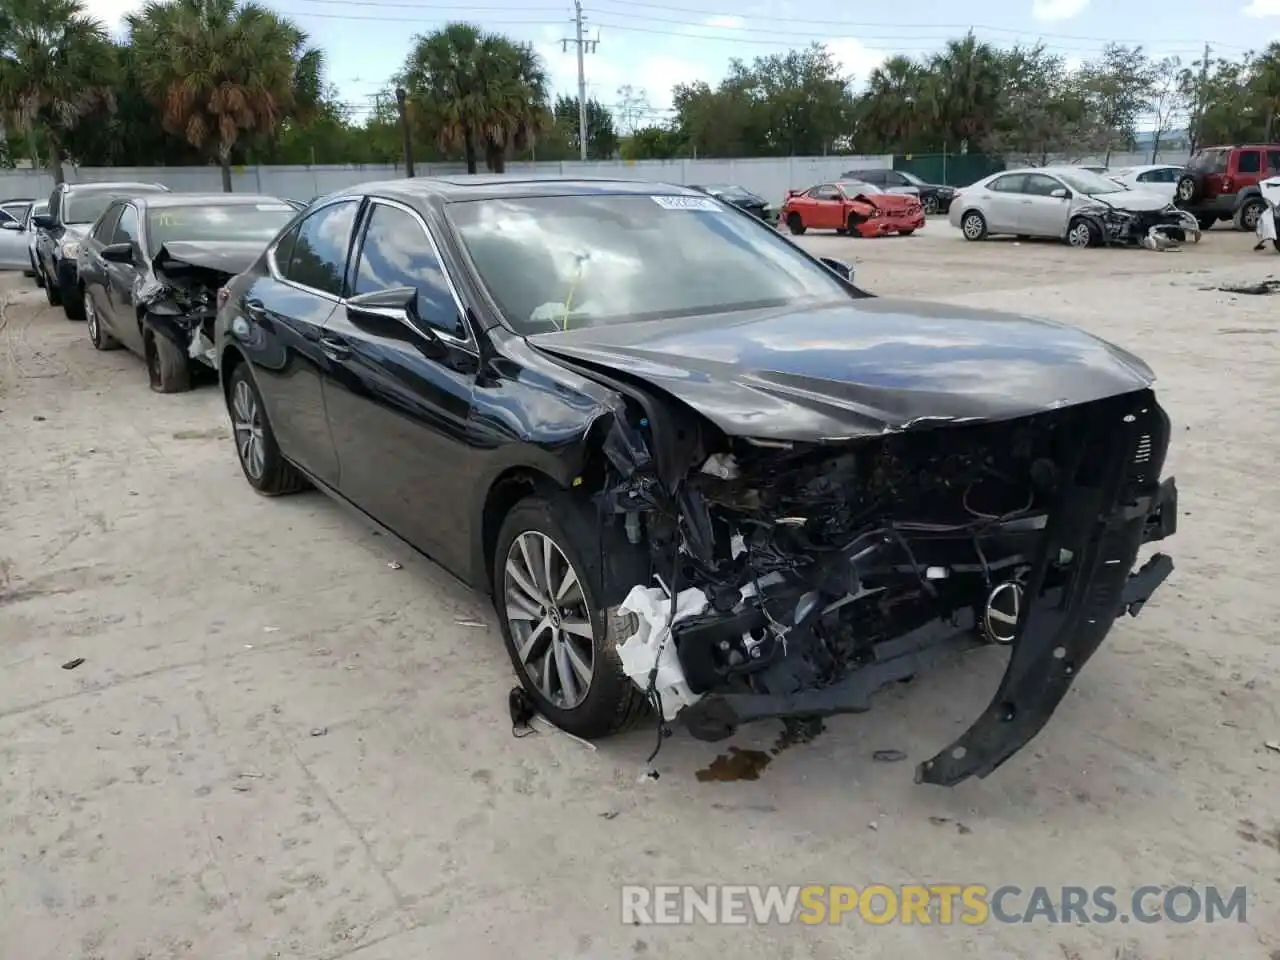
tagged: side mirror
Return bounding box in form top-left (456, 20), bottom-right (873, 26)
top-left (0, 220), bottom-right (19, 232)
top-left (346, 286), bottom-right (446, 357)
top-left (101, 242), bottom-right (135, 264)
top-left (819, 256), bottom-right (853, 281)
top-left (1050, 188), bottom-right (1069, 199)
top-left (32, 214), bottom-right (54, 230)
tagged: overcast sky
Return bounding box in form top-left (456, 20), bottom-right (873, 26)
top-left (83, 0), bottom-right (1279, 125)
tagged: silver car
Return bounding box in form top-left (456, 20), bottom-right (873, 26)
top-left (0, 199), bottom-right (33, 270)
top-left (948, 167), bottom-right (1184, 247)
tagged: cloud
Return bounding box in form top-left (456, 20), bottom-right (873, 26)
top-left (1031, 0), bottom-right (1090, 21)
top-left (828, 37), bottom-right (889, 86)
top-left (704, 15), bottom-right (745, 28)
top-left (1243, 0), bottom-right (1280, 15)
top-left (83, 0), bottom-right (144, 35)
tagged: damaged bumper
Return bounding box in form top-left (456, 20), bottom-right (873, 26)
top-left (1088, 205), bottom-right (1202, 249)
top-left (855, 212), bottom-right (926, 237)
top-left (599, 382), bottom-right (1177, 787)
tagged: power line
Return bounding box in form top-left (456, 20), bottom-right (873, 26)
top-left (560, 0), bottom-right (599, 160)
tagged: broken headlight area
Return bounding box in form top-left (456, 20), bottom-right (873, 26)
top-left (1088, 205), bottom-right (1201, 249)
top-left (598, 389), bottom-right (1177, 786)
top-left (137, 270), bottom-right (224, 369)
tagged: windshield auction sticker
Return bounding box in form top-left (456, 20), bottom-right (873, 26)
top-left (650, 195), bottom-right (724, 211)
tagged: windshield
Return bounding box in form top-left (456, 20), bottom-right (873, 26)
top-left (146, 202), bottom-right (296, 256)
top-left (64, 188), bottom-right (162, 224)
top-left (1056, 170), bottom-right (1126, 195)
top-left (839, 181), bottom-right (882, 195)
top-left (448, 194), bottom-right (852, 334)
top-left (897, 171), bottom-right (926, 186)
top-left (1188, 149), bottom-right (1228, 174)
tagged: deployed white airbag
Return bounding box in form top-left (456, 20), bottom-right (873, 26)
top-left (615, 584), bottom-right (707, 720)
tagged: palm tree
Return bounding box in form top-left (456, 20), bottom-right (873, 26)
top-left (857, 56), bottom-right (932, 152)
top-left (126, 0), bottom-right (323, 191)
top-left (928, 33), bottom-right (1003, 150)
top-left (401, 23), bottom-right (549, 174)
top-left (0, 0), bottom-right (116, 183)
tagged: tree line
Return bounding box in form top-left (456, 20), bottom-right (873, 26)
top-left (2, 0), bottom-right (1279, 185)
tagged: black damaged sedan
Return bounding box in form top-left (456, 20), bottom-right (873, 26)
top-left (213, 176), bottom-right (1178, 787)
top-left (79, 193), bottom-right (298, 392)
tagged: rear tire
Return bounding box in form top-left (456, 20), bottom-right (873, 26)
top-left (899, 229), bottom-right (916, 236)
top-left (145, 331), bottom-right (192, 393)
top-left (493, 493), bottom-right (649, 740)
top-left (85, 291), bottom-right (120, 351)
top-left (1235, 198), bottom-right (1266, 232)
top-left (225, 361), bottom-right (309, 495)
top-left (786, 212), bottom-right (806, 235)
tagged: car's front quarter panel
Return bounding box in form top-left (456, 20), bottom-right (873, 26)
top-left (464, 331), bottom-right (628, 588)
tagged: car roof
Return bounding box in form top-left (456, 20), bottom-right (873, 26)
top-left (328, 175), bottom-right (706, 204)
top-left (64, 181), bottom-right (169, 194)
top-left (137, 193), bottom-right (293, 208)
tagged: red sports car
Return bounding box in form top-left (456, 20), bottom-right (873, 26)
top-left (780, 180), bottom-right (925, 237)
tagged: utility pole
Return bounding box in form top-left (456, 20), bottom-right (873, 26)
top-left (562, 1), bottom-right (598, 161)
top-left (395, 87), bottom-right (415, 178)
top-left (1191, 42), bottom-right (1210, 154)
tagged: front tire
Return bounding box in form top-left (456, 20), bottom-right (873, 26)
top-left (924, 195), bottom-right (939, 215)
top-left (786, 212), bottom-right (806, 235)
top-left (1235, 199), bottom-right (1266, 232)
top-left (145, 331), bottom-right (192, 393)
top-left (493, 494), bottom-right (649, 740)
top-left (960, 210), bottom-right (988, 241)
top-left (899, 229), bottom-right (916, 236)
top-left (1067, 217), bottom-right (1099, 248)
top-left (62, 281), bottom-right (84, 321)
top-left (225, 362), bottom-right (309, 495)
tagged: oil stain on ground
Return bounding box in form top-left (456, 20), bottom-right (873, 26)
top-left (695, 717), bottom-right (826, 783)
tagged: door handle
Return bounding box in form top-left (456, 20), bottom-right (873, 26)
top-left (244, 298), bottom-right (266, 316)
top-left (319, 335), bottom-right (351, 359)
top-left (1020, 200), bottom-right (1033, 205)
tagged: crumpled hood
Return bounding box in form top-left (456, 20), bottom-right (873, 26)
top-left (856, 191), bottom-right (919, 212)
top-left (529, 299), bottom-right (1156, 441)
top-left (60, 224), bottom-right (90, 242)
top-left (154, 239), bottom-right (265, 277)
top-left (1087, 191), bottom-right (1173, 213)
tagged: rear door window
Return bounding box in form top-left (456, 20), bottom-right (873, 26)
top-left (988, 174), bottom-right (1027, 193)
top-left (808, 185), bottom-right (841, 200)
top-left (1236, 150), bottom-right (1261, 175)
top-left (1189, 150), bottom-right (1228, 174)
top-left (284, 200), bottom-right (359, 297)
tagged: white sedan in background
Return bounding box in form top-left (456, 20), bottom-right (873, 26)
top-left (1107, 164), bottom-right (1186, 199)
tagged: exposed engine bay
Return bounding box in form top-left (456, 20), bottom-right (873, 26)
top-left (591, 386), bottom-right (1178, 786)
top-left (137, 242), bottom-right (252, 368)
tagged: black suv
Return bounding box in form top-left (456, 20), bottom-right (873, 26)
top-left (34, 181), bottom-right (170, 320)
top-left (846, 168), bottom-right (957, 214)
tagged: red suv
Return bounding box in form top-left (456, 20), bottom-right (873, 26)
top-left (1176, 144), bottom-right (1280, 230)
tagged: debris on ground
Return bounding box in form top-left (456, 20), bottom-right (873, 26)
top-left (263, 625), bottom-right (280, 633)
top-left (61, 657), bottom-right (85, 670)
top-left (1218, 279), bottom-right (1280, 295)
top-left (455, 618), bottom-right (486, 628)
top-left (386, 561), bottom-right (402, 570)
top-left (309, 727), bottom-right (328, 737)
top-left (1265, 740), bottom-right (1280, 753)
top-left (873, 749), bottom-right (908, 762)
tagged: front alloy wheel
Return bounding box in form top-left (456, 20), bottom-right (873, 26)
top-left (231, 378), bottom-right (266, 482)
top-left (924, 195), bottom-right (939, 215)
top-left (503, 530), bottom-right (595, 709)
top-left (1067, 220), bottom-right (1095, 247)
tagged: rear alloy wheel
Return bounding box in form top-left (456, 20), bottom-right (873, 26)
top-left (960, 210), bottom-right (987, 241)
top-left (494, 494), bottom-right (649, 739)
top-left (924, 195), bottom-right (939, 215)
top-left (1067, 218), bottom-right (1098, 248)
top-left (1175, 175), bottom-right (1198, 204)
top-left (786, 212), bottom-right (806, 235)
top-left (226, 363), bottom-right (309, 495)
top-left (85, 292), bottom-right (119, 351)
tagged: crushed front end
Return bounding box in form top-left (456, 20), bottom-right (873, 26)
top-left (137, 245), bottom-right (250, 369)
top-left (1085, 202), bottom-right (1202, 250)
top-left (597, 389), bottom-right (1176, 787)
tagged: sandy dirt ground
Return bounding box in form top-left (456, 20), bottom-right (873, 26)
top-left (1, 221), bottom-right (1278, 960)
